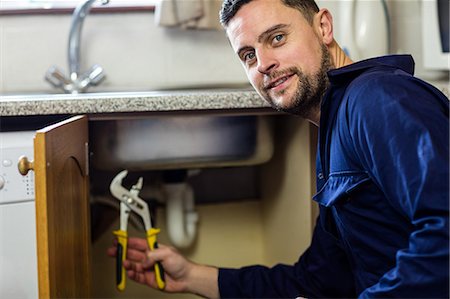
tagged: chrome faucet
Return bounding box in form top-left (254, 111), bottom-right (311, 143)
top-left (45, 0), bottom-right (109, 94)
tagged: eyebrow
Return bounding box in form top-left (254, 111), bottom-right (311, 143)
top-left (236, 23), bottom-right (290, 58)
top-left (257, 24), bottom-right (289, 43)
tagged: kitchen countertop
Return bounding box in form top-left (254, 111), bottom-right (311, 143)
top-left (0, 89), bottom-right (271, 116)
top-left (2, 82), bottom-right (447, 117)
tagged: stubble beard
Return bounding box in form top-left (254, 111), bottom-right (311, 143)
top-left (261, 44), bottom-right (333, 118)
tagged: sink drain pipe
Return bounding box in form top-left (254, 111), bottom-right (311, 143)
top-left (163, 170), bottom-right (199, 249)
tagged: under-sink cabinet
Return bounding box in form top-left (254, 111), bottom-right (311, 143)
top-left (18, 112), bottom-right (275, 298)
top-left (13, 111), bottom-right (317, 299)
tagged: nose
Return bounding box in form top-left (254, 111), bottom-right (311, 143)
top-left (256, 49), bottom-right (278, 74)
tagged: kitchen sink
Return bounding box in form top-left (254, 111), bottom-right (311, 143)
top-left (90, 114), bottom-right (273, 170)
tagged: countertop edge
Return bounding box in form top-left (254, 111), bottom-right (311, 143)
top-left (0, 90), bottom-right (272, 116)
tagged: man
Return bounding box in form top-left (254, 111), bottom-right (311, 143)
top-left (107, 0), bottom-right (449, 297)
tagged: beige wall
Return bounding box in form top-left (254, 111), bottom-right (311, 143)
top-left (260, 116), bottom-right (315, 265)
top-left (1, 0), bottom-right (448, 95)
top-left (0, 13), bottom-right (248, 94)
top-left (90, 116), bottom-right (316, 298)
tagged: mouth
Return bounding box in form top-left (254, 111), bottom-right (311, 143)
top-left (264, 73), bottom-right (295, 91)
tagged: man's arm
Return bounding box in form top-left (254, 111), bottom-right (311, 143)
top-left (185, 263), bottom-right (220, 298)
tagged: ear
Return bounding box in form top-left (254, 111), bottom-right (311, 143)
top-left (315, 8), bottom-right (334, 45)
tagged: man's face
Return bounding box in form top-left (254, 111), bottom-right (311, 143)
top-left (226, 0), bottom-right (333, 117)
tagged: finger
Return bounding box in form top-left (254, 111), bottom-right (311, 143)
top-left (123, 259), bottom-right (145, 273)
top-left (132, 271), bottom-right (148, 285)
top-left (107, 246), bottom-right (145, 259)
top-left (106, 246), bottom-right (117, 257)
top-left (126, 248), bottom-right (147, 262)
top-left (109, 237), bottom-right (148, 251)
top-left (142, 245), bottom-right (171, 268)
top-left (127, 269), bottom-right (156, 287)
top-left (127, 237), bottom-right (150, 251)
top-left (127, 269), bottom-right (144, 284)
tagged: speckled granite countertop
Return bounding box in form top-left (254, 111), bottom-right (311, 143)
top-left (0, 89), bottom-right (271, 116)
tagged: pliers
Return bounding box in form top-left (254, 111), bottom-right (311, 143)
top-left (110, 170), bottom-right (166, 291)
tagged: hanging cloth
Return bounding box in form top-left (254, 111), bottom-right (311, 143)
top-left (154, 0), bottom-right (223, 30)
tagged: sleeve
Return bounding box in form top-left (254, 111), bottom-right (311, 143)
top-left (218, 217), bottom-right (356, 298)
top-left (346, 75), bottom-right (449, 298)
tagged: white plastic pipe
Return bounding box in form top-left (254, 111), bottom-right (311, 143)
top-left (164, 182), bottom-right (198, 249)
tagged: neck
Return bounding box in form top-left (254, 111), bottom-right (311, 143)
top-left (328, 40), bottom-right (353, 68)
top-left (306, 107), bottom-right (321, 127)
top-left (311, 40), bottom-right (352, 127)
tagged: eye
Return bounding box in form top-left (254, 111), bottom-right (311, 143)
top-left (272, 34), bottom-right (285, 45)
top-left (243, 51), bottom-right (256, 64)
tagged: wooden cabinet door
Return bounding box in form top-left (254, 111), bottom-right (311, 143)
top-left (33, 115), bottom-right (91, 298)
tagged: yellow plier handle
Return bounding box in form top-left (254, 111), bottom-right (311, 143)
top-left (147, 228), bottom-right (166, 290)
top-left (113, 229), bottom-right (128, 291)
top-left (113, 228), bottom-right (166, 291)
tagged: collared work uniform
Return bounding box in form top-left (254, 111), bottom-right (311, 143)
top-left (219, 55), bottom-right (449, 298)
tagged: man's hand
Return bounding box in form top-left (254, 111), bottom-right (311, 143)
top-left (107, 237), bottom-right (219, 298)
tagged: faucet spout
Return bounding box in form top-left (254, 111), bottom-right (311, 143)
top-left (68, 0), bottom-right (109, 80)
top-left (45, 0), bottom-right (109, 94)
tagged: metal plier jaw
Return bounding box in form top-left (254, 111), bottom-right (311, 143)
top-left (110, 170), bottom-right (165, 291)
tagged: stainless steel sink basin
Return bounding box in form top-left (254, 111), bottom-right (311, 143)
top-left (90, 114), bottom-right (273, 170)
top-left (1, 85), bottom-right (273, 169)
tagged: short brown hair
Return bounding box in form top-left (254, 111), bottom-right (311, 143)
top-left (219, 0), bottom-right (320, 27)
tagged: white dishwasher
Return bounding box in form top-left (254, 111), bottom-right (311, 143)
top-left (0, 131), bottom-right (38, 298)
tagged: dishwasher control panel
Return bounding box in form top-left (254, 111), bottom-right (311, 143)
top-left (0, 131), bottom-right (35, 204)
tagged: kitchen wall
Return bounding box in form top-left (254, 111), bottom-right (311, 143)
top-left (0, 11), bottom-right (249, 94)
top-left (317, 0), bottom-right (448, 83)
top-left (0, 0), bottom-right (448, 95)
